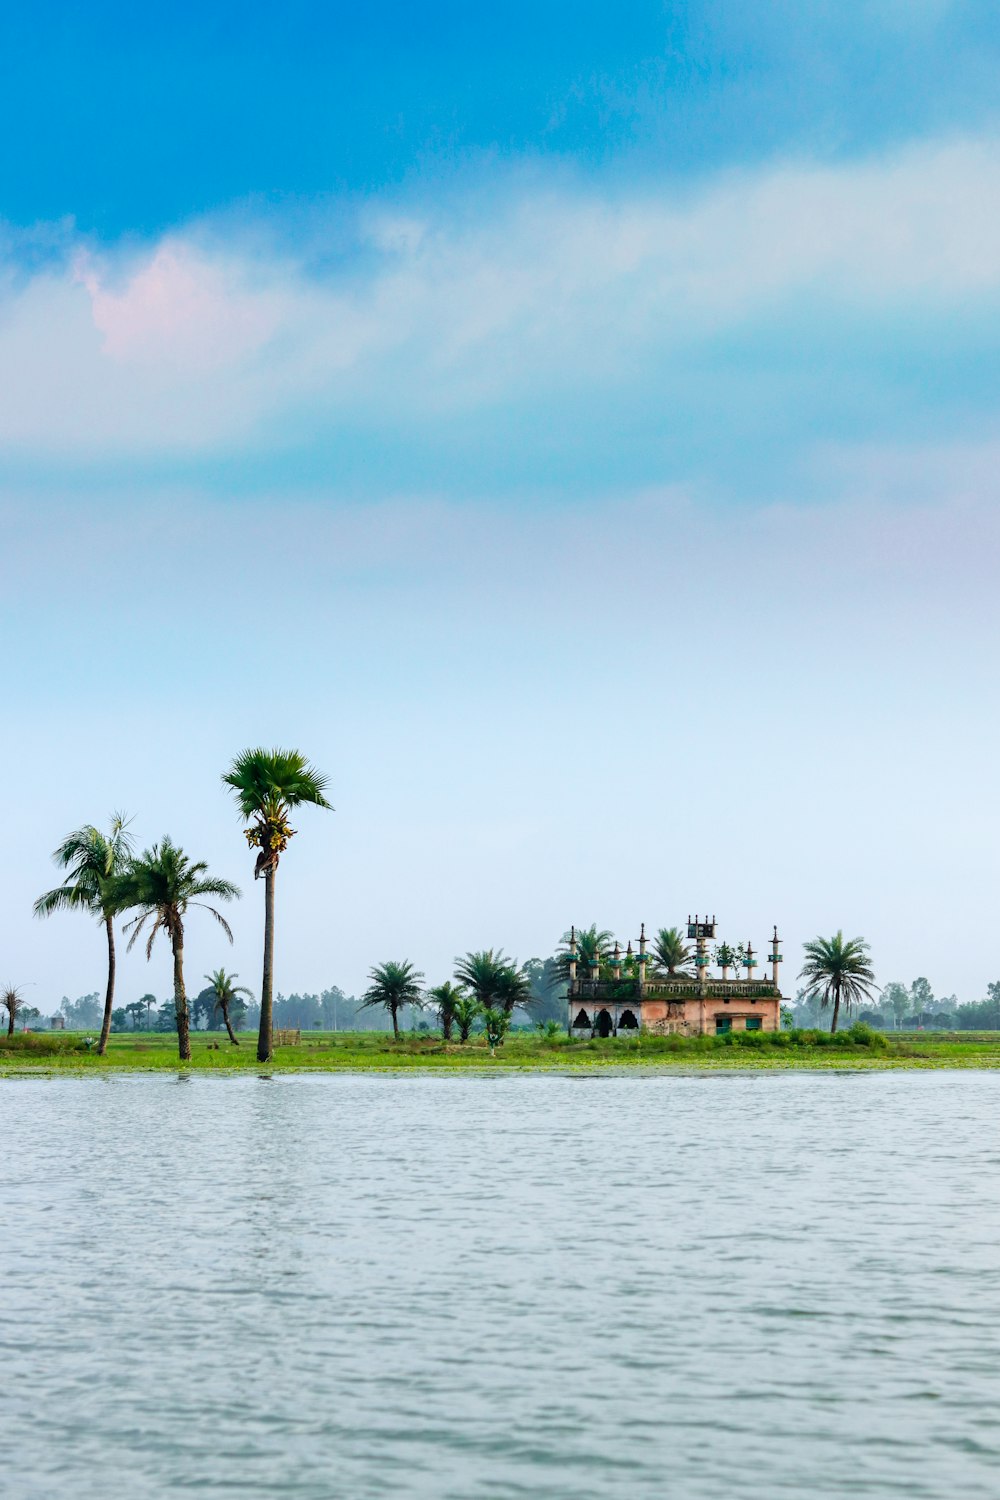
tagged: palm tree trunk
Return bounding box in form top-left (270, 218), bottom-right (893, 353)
top-left (258, 865), bottom-right (276, 1063)
top-left (221, 1001), bottom-right (239, 1046)
top-left (172, 930), bottom-right (191, 1061)
top-left (392, 1003), bottom-right (400, 1041)
top-left (831, 981), bottom-right (841, 1034)
top-left (6, 1010), bottom-right (13, 1037)
top-left (97, 915), bottom-right (116, 1056)
top-left (443, 1015), bottom-right (453, 1042)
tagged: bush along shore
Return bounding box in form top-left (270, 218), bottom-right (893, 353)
top-left (4, 1023), bottom-right (1000, 1071)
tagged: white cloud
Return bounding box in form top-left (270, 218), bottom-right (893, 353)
top-left (0, 134), bottom-right (999, 456)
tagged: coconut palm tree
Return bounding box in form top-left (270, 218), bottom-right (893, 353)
top-left (427, 980), bottom-right (464, 1041)
top-left (2, 985), bottom-right (23, 1038)
top-left (554, 925), bottom-right (613, 985)
top-left (222, 748), bottom-right (332, 1063)
top-left (204, 967), bottom-right (253, 1046)
top-left (358, 960), bottom-right (425, 1041)
top-left (33, 814), bottom-right (134, 1055)
top-left (799, 932), bottom-right (878, 1034)
top-left (107, 839), bottom-right (240, 1061)
top-left (654, 926), bottom-right (692, 976)
top-left (452, 995), bottom-right (480, 1043)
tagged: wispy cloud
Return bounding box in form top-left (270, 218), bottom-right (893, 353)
top-left (1, 135), bottom-right (999, 468)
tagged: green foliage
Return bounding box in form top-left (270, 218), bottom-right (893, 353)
top-left (713, 941), bottom-right (738, 972)
top-left (452, 995), bottom-right (481, 1043)
top-left (426, 980), bottom-right (464, 1039)
top-left (480, 1006), bottom-right (511, 1052)
top-left (453, 950), bottom-right (532, 1015)
top-left (0, 1031), bottom-right (80, 1056)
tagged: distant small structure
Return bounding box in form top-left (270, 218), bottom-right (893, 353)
top-left (567, 915), bottom-right (784, 1037)
top-left (50, 1016), bottom-right (66, 1031)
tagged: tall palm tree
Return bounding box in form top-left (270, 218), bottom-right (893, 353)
top-left (223, 748), bottom-right (332, 1063)
top-left (799, 932), bottom-right (878, 1034)
top-left (452, 995), bottom-right (480, 1044)
top-left (33, 814), bottom-right (134, 1055)
top-left (359, 960), bottom-right (425, 1041)
top-left (204, 967), bottom-right (253, 1046)
top-left (427, 980), bottom-right (464, 1041)
top-left (654, 926), bottom-right (692, 977)
top-left (2, 985), bottom-right (23, 1038)
top-left (107, 839), bottom-right (240, 1061)
top-left (554, 926), bottom-right (613, 985)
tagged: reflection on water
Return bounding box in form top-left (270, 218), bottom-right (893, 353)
top-left (3, 1073), bottom-right (1000, 1498)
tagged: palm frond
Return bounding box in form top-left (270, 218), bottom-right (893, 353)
top-left (223, 747), bottom-right (333, 819)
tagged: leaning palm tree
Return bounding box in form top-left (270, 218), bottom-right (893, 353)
top-left (358, 960), bottom-right (425, 1041)
top-left (223, 748), bottom-right (332, 1062)
top-left (204, 967), bottom-right (253, 1046)
top-left (33, 814), bottom-right (134, 1055)
top-left (452, 995), bottom-right (480, 1044)
top-left (2, 985), bottom-right (23, 1038)
top-left (799, 932), bottom-right (878, 1034)
top-left (653, 926), bottom-right (692, 976)
top-left (427, 980), bottom-right (464, 1041)
top-left (107, 839), bottom-right (240, 1061)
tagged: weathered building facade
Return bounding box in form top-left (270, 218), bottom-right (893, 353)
top-left (567, 916), bottom-right (784, 1037)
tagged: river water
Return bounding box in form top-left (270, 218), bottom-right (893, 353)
top-left (3, 1072), bottom-right (1000, 1498)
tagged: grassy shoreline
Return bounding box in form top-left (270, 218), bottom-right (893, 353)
top-left (4, 1029), bottom-right (1000, 1073)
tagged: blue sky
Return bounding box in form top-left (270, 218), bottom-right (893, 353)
top-left (4, 2), bottom-right (1000, 1007)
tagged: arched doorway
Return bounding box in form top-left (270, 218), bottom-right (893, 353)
top-left (595, 1008), bottom-right (614, 1038)
top-left (572, 1009), bottom-right (590, 1030)
top-left (618, 1009), bottom-right (638, 1030)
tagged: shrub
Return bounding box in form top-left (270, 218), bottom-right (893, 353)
top-left (0, 1033), bottom-right (78, 1056)
top-left (846, 1020), bottom-right (889, 1050)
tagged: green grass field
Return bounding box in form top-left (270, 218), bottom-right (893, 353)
top-left (4, 1027), bottom-right (1000, 1072)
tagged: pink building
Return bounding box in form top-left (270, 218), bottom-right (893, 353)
top-left (567, 916), bottom-right (784, 1037)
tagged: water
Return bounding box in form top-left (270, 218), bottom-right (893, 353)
top-left (3, 1072), bottom-right (1000, 1498)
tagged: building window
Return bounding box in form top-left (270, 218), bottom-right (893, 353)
top-left (715, 1017), bottom-right (732, 1034)
top-left (745, 1017), bottom-right (762, 1031)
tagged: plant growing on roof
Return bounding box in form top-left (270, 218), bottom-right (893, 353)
top-left (653, 927), bottom-right (692, 977)
top-left (713, 941), bottom-right (738, 980)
